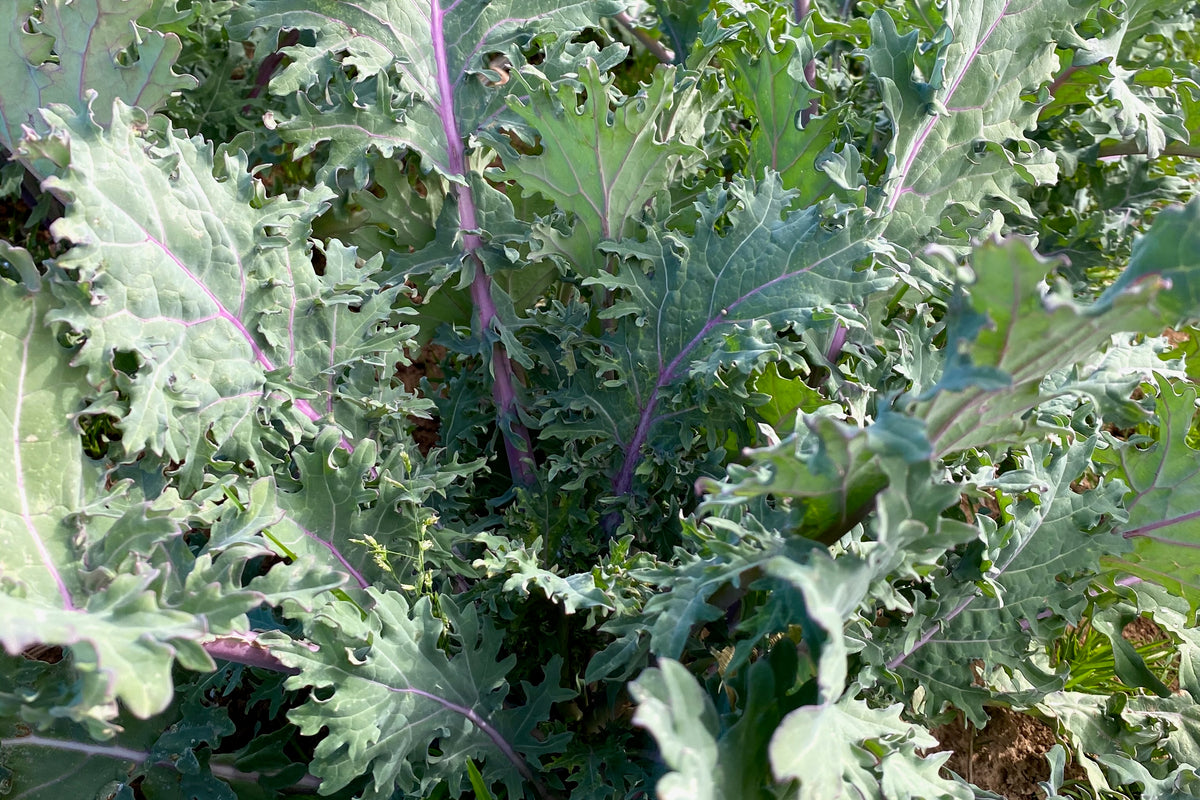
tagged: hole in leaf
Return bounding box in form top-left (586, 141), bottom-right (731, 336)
top-left (78, 413), bottom-right (122, 460)
top-left (112, 349), bottom-right (140, 376)
top-left (114, 42), bottom-right (139, 68)
top-left (20, 644), bottom-right (63, 664)
top-left (241, 553), bottom-right (287, 583)
top-left (184, 526), bottom-right (211, 553)
top-left (478, 52), bottom-right (511, 87)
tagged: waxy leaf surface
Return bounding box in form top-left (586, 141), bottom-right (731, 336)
top-left (0, 279), bottom-right (207, 724)
top-left (868, 1), bottom-right (1087, 247)
top-left (550, 174), bottom-right (890, 495)
top-left (26, 103), bottom-right (408, 488)
top-left (0, 0), bottom-right (194, 156)
top-left (230, 0), bottom-right (624, 184)
top-left (279, 590), bottom-right (568, 800)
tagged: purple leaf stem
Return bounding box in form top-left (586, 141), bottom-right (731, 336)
top-left (200, 635), bottom-right (555, 800)
top-left (0, 733), bottom-right (323, 791)
top-left (887, 493), bottom-right (1061, 670)
top-left (298, 521), bottom-right (370, 589)
top-left (1097, 140), bottom-right (1200, 159)
top-left (1046, 62), bottom-right (1082, 97)
top-left (801, 61), bottom-right (818, 126)
top-left (202, 633), bottom-right (303, 674)
top-left (244, 29), bottom-right (301, 113)
top-left (137, 229), bottom-right (351, 450)
top-left (27, 113), bottom-right (350, 452)
top-left (430, 0), bottom-right (536, 486)
top-left (796, 0), bottom-right (829, 374)
top-left (613, 238), bottom-right (862, 495)
top-left (1122, 509), bottom-right (1200, 538)
top-left (885, 2), bottom-right (1010, 214)
top-left (399, 686), bottom-right (554, 800)
top-left (612, 315), bottom-right (722, 496)
top-left (885, 593), bottom-right (976, 670)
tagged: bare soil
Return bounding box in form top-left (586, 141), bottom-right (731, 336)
top-left (1124, 614), bottom-right (1167, 647)
top-left (930, 616), bottom-right (1172, 798)
top-left (932, 708), bottom-right (1060, 800)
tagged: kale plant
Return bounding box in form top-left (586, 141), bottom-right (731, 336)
top-left (2, 0), bottom-right (1200, 798)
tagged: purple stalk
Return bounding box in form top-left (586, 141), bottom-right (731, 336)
top-left (244, 29), bottom-right (301, 113)
top-left (23, 89), bottom-right (351, 455)
top-left (1097, 141), bottom-right (1200, 159)
top-left (613, 315), bottom-right (723, 496)
top-left (1122, 510), bottom-right (1200, 538)
top-left (1046, 62), bottom-right (1081, 97)
top-left (612, 229), bottom-right (860, 496)
top-left (887, 478), bottom-right (1067, 670)
top-left (431, 0), bottom-right (536, 486)
top-left (825, 322), bottom-right (848, 364)
top-left (293, 521), bottom-right (370, 589)
top-left (399, 686), bottom-right (552, 799)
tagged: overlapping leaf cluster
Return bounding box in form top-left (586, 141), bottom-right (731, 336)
top-left (1, 0), bottom-right (1200, 798)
